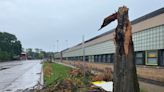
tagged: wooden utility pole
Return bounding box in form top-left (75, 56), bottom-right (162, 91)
top-left (99, 6), bottom-right (139, 92)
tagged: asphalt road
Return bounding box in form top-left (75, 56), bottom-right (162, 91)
top-left (0, 60), bottom-right (43, 92)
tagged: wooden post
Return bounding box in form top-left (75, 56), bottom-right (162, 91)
top-left (99, 6), bottom-right (139, 92)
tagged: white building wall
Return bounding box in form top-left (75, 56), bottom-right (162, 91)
top-left (63, 25), bottom-right (164, 58)
top-left (63, 40), bottom-right (115, 57)
top-left (133, 25), bottom-right (164, 51)
top-left (85, 40), bottom-right (115, 55)
top-left (63, 49), bottom-right (82, 57)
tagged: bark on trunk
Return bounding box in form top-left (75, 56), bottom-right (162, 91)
top-left (113, 6), bottom-right (139, 92)
top-left (99, 6), bottom-right (140, 92)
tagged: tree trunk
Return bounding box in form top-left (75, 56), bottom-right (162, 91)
top-left (99, 6), bottom-right (140, 92)
top-left (113, 6), bottom-right (140, 92)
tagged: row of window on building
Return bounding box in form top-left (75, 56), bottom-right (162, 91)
top-left (62, 49), bottom-right (164, 66)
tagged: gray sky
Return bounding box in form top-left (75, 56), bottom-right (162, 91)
top-left (0, 0), bottom-right (163, 52)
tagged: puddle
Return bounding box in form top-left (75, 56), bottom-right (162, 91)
top-left (0, 67), bottom-right (9, 71)
top-left (5, 89), bottom-right (12, 91)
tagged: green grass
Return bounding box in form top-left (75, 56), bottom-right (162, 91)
top-left (140, 88), bottom-right (148, 92)
top-left (43, 62), bottom-right (72, 86)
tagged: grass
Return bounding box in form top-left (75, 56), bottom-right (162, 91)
top-left (43, 61), bottom-right (149, 92)
top-left (140, 88), bottom-right (148, 92)
top-left (43, 62), bottom-right (72, 86)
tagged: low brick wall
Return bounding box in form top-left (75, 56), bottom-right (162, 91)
top-left (62, 60), bottom-right (164, 83)
top-left (137, 66), bottom-right (164, 82)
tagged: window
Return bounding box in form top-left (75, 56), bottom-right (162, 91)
top-left (146, 50), bottom-right (158, 65)
top-left (135, 52), bottom-right (144, 65)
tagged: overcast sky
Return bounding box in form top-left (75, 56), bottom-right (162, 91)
top-left (0, 0), bottom-right (163, 52)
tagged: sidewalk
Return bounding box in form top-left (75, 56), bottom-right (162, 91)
top-left (55, 61), bottom-right (76, 68)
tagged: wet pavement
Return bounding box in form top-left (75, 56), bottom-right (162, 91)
top-left (0, 60), bottom-right (43, 92)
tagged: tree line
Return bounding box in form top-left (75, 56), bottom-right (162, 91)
top-left (0, 32), bottom-right (54, 62)
top-left (25, 48), bottom-right (54, 60)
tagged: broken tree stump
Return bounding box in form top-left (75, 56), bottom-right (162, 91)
top-left (99, 6), bottom-right (140, 92)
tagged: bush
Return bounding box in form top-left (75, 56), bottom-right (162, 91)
top-left (0, 51), bottom-right (12, 61)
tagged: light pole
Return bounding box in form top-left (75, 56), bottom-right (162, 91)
top-left (82, 35), bottom-right (86, 78)
top-left (82, 35), bottom-right (85, 64)
top-left (65, 40), bottom-right (68, 48)
top-left (56, 40), bottom-right (59, 52)
top-left (53, 45), bottom-right (55, 61)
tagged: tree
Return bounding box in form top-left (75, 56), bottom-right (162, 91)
top-left (0, 32), bottom-right (22, 61)
top-left (39, 51), bottom-right (46, 59)
top-left (26, 48), bottom-right (50, 59)
top-left (99, 6), bottom-right (139, 92)
top-left (26, 48), bottom-right (34, 59)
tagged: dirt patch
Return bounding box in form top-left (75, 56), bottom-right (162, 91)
top-left (43, 63), bottom-right (53, 78)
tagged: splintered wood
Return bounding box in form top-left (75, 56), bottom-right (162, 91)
top-left (123, 17), bottom-right (132, 56)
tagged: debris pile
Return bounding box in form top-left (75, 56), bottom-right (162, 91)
top-left (92, 68), bottom-right (113, 82)
top-left (32, 62), bottom-right (113, 92)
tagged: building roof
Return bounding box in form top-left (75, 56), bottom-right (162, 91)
top-left (131, 7), bottom-right (164, 25)
top-left (84, 7), bottom-right (164, 44)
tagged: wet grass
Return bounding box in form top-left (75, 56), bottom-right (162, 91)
top-left (43, 62), bottom-right (72, 86)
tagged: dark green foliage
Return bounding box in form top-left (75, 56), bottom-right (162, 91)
top-left (26, 48), bottom-right (52, 59)
top-left (0, 32), bottom-right (22, 61)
